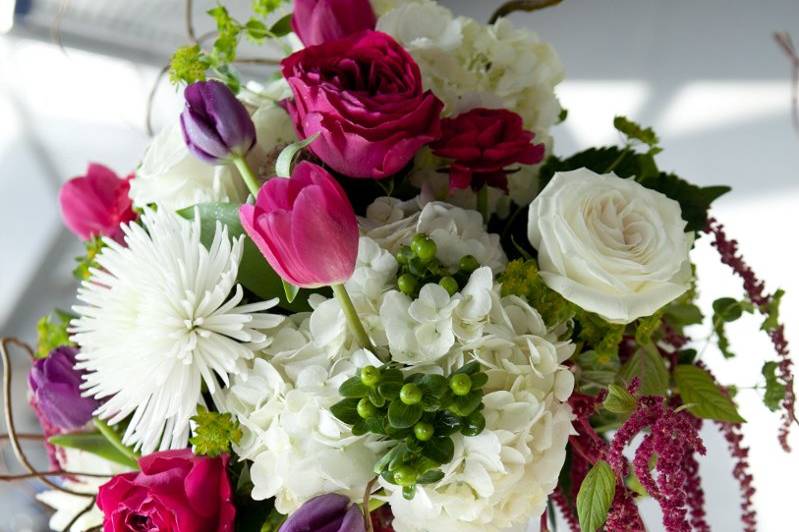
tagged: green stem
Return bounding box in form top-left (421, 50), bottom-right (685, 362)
top-left (476, 185), bottom-right (489, 223)
top-left (332, 284), bottom-right (374, 350)
top-left (94, 418), bottom-right (140, 466)
top-left (604, 146), bottom-right (630, 174)
top-left (232, 155), bottom-right (261, 198)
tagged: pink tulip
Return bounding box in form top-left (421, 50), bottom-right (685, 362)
top-left (240, 161), bottom-right (358, 288)
top-left (59, 163), bottom-right (137, 241)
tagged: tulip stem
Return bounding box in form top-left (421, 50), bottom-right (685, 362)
top-left (477, 185), bottom-right (489, 223)
top-left (332, 284), bottom-right (374, 351)
top-left (232, 155), bottom-right (261, 198)
top-left (94, 418), bottom-right (141, 466)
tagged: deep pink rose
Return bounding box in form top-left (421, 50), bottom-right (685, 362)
top-left (282, 31), bottom-right (443, 179)
top-left (240, 161), bottom-right (358, 288)
top-left (431, 108), bottom-right (545, 191)
top-left (59, 163), bottom-right (137, 240)
top-left (292, 0), bottom-right (376, 46)
top-left (97, 450), bottom-right (235, 532)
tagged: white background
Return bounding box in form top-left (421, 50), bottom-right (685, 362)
top-left (1, 0), bottom-right (798, 530)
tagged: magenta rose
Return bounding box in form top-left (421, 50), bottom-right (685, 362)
top-left (97, 450), bottom-right (235, 532)
top-left (292, 0), bottom-right (376, 46)
top-left (431, 107), bottom-right (546, 191)
top-left (281, 30), bottom-right (443, 179)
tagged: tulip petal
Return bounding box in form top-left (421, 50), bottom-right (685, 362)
top-left (279, 493), bottom-right (350, 532)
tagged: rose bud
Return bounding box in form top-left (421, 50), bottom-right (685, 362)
top-left (432, 107), bottom-right (545, 191)
top-left (292, 0), bottom-right (376, 47)
top-left (240, 161), bottom-right (358, 288)
top-left (97, 450), bottom-right (236, 532)
top-left (180, 80), bottom-right (256, 164)
top-left (281, 31), bottom-right (443, 179)
top-left (28, 347), bottom-right (100, 432)
top-left (280, 494), bottom-right (365, 532)
top-left (59, 163), bottom-right (137, 241)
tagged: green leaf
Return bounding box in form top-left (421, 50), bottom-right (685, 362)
top-left (177, 203), bottom-right (313, 311)
top-left (275, 134), bottom-right (319, 177)
top-left (619, 344), bottom-right (669, 397)
top-left (761, 289), bottom-right (785, 332)
top-left (576, 460), bottom-right (616, 532)
top-left (388, 400), bottom-right (423, 429)
top-left (665, 303), bottom-right (704, 326)
top-left (49, 432), bottom-right (139, 469)
top-left (35, 311), bottom-right (74, 358)
top-left (674, 365), bottom-right (745, 423)
top-left (454, 361), bottom-right (481, 376)
top-left (417, 374), bottom-right (448, 397)
top-left (189, 406), bottom-right (242, 457)
top-left (169, 44), bottom-right (207, 85)
top-left (638, 172), bottom-right (730, 232)
top-left (448, 391), bottom-right (482, 417)
top-left (244, 18), bottom-right (269, 43)
top-left (713, 297), bottom-right (751, 322)
top-left (417, 469), bottom-right (445, 484)
top-left (339, 376), bottom-right (370, 398)
top-left (603, 384), bottom-right (637, 415)
top-left (422, 437), bottom-right (454, 464)
top-left (269, 13), bottom-right (293, 37)
top-left (253, 0), bottom-right (284, 17)
top-left (614, 116), bottom-right (660, 148)
top-left (331, 398), bottom-right (361, 425)
top-left (762, 361), bottom-right (787, 412)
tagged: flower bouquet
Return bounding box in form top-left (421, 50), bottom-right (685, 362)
top-left (2, 1), bottom-right (794, 531)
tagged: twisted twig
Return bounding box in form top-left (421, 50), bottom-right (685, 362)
top-left (363, 476), bottom-right (378, 532)
top-left (62, 496), bottom-right (96, 532)
top-left (489, 0), bottom-right (563, 24)
top-left (775, 33), bottom-right (799, 135)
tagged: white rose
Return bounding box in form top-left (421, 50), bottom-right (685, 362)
top-left (527, 168), bottom-right (693, 323)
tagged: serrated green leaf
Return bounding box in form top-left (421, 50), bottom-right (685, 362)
top-left (603, 384), bottom-right (637, 415)
top-left (761, 289), bottom-right (785, 332)
top-left (619, 344), bottom-right (669, 396)
top-left (614, 116), bottom-right (660, 148)
top-left (576, 460), bottom-right (616, 532)
top-left (388, 400), bottom-right (423, 429)
top-left (674, 365), bottom-right (745, 423)
top-left (762, 361), bottom-right (787, 412)
top-left (49, 432), bottom-right (138, 469)
top-left (638, 172), bottom-right (730, 232)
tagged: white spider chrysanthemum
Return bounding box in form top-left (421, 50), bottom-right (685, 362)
top-left (71, 207), bottom-right (284, 453)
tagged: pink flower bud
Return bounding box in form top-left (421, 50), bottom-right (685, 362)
top-left (240, 161), bottom-right (358, 288)
top-left (58, 163), bottom-right (137, 241)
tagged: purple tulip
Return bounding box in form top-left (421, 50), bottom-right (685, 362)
top-left (292, 0), bottom-right (376, 47)
top-left (28, 347), bottom-right (99, 431)
top-left (279, 494), bottom-right (365, 532)
top-left (180, 80), bottom-right (256, 164)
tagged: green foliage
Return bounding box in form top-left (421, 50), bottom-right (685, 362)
top-left (762, 361), bottom-right (787, 412)
top-left (711, 297), bottom-right (754, 359)
top-left (674, 365), bottom-right (745, 423)
top-left (576, 460), bottom-right (616, 532)
top-left (331, 363), bottom-right (488, 499)
top-left (189, 406), bottom-right (242, 457)
top-left (613, 115), bottom-right (661, 154)
top-left (501, 259), bottom-right (575, 327)
top-left (73, 236), bottom-right (106, 281)
top-left (634, 311), bottom-right (663, 345)
top-left (638, 173), bottom-right (731, 233)
top-left (619, 344), bottom-right (669, 397)
top-left (603, 384), bottom-right (637, 415)
top-left (169, 44), bottom-right (207, 85)
top-left (49, 432), bottom-right (139, 469)
top-left (664, 302), bottom-right (704, 327)
top-left (761, 289), bottom-right (785, 332)
top-left (35, 310), bottom-right (74, 358)
top-left (178, 203), bottom-right (317, 311)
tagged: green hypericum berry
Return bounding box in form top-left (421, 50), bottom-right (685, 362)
top-left (357, 397), bottom-right (379, 419)
top-left (400, 383), bottom-right (423, 405)
top-left (413, 422), bottom-right (434, 441)
top-left (398, 274), bottom-right (419, 296)
top-left (408, 258), bottom-right (427, 276)
top-left (410, 233), bottom-right (429, 253)
top-left (449, 373), bottom-right (472, 396)
top-left (393, 465), bottom-right (417, 487)
top-left (396, 246), bottom-right (414, 265)
top-left (360, 366), bottom-right (381, 387)
top-left (459, 255), bottom-right (479, 273)
top-left (439, 276), bottom-right (459, 296)
top-left (414, 238), bottom-right (437, 263)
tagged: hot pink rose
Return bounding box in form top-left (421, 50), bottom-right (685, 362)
top-left (59, 163), bottom-right (137, 240)
top-left (282, 31), bottom-right (443, 179)
top-left (292, 0), bottom-right (376, 46)
top-left (240, 161), bottom-right (359, 288)
top-left (97, 450), bottom-right (235, 532)
top-left (431, 108), bottom-right (546, 191)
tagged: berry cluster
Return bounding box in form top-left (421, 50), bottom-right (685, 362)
top-left (331, 362), bottom-right (488, 499)
top-left (395, 233), bottom-right (480, 298)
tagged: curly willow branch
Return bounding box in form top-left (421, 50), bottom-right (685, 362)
top-left (489, 0), bottom-right (563, 24)
top-left (1, 338), bottom-right (97, 497)
top-left (774, 32), bottom-right (799, 135)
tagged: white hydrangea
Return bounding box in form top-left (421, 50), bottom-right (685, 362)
top-left (222, 349), bottom-right (385, 515)
top-left (364, 200), bottom-right (507, 274)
